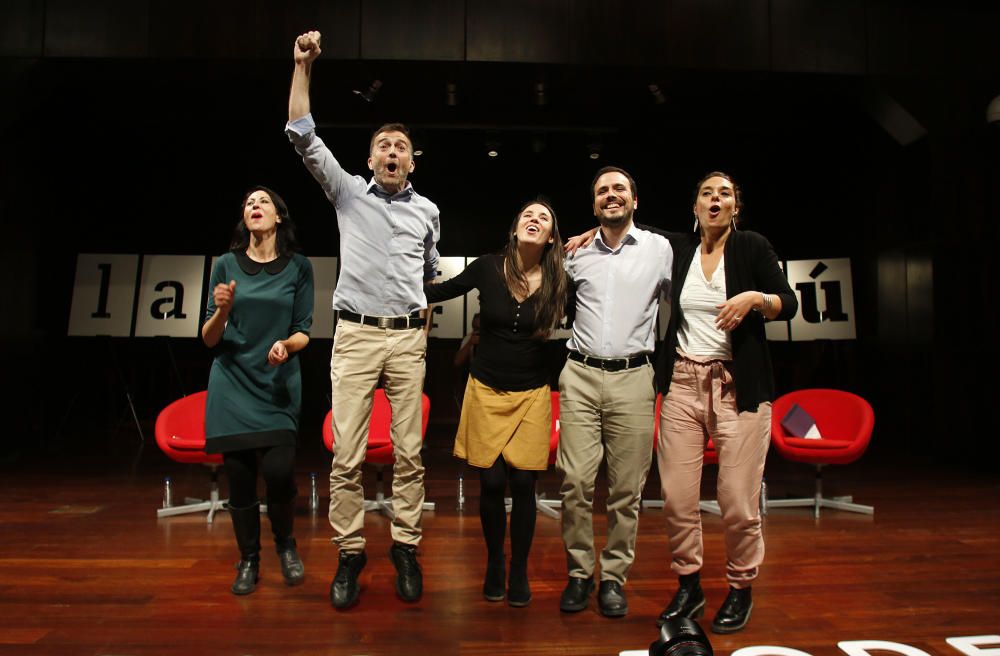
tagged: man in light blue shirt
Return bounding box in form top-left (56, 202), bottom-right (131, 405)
top-left (557, 166), bottom-right (673, 618)
top-left (286, 30), bottom-right (439, 610)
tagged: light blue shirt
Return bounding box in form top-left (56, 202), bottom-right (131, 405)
top-left (565, 222), bottom-right (673, 357)
top-left (286, 114), bottom-right (441, 316)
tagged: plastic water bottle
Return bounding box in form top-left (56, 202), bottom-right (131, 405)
top-left (309, 472), bottom-right (319, 512)
top-left (162, 476), bottom-right (173, 508)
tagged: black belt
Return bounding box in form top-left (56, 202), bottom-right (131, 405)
top-left (337, 310), bottom-right (426, 330)
top-left (569, 351), bottom-right (651, 372)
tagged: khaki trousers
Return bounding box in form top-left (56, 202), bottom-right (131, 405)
top-left (556, 358), bottom-right (656, 585)
top-left (657, 354), bottom-right (771, 587)
top-left (328, 319), bottom-right (427, 553)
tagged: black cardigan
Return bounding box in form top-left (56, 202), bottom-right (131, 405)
top-left (640, 225), bottom-right (798, 413)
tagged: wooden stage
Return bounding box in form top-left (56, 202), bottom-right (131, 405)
top-left (1, 433), bottom-right (997, 656)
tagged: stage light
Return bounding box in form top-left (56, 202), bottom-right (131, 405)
top-left (446, 82), bottom-right (458, 107)
top-left (352, 79), bottom-right (382, 103)
top-left (487, 149), bottom-right (498, 158)
top-left (648, 83), bottom-right (667, 105)
top-left (648, 618), bottom-right (713, 656)
top-left (588, 141), bottom-right (602, 160)
top-left (414, 150), bottom-right (423, 157)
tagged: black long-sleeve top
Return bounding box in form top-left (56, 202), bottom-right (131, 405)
top-left (640, 225), bottom-right (798, 412)
top-left (425, 254), bottom-right (548, 391)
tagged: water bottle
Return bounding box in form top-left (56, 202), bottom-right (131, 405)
top-left (309, 472), bottom-right (319, 512)
top-left (162, 476), bottom-right (173, 508)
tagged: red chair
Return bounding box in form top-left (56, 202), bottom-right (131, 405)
top-left (768, 388), bottom-right (875, 518)
top-left (154, 391), bottom-right (228, 523)
top-left (322, 389), bottom-right (434, 519)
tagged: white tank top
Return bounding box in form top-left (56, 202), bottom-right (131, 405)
top-left (676, 247), bottom-right (732, 360)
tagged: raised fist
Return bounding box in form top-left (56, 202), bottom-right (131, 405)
top-left (294, 31), bottom-right (322, 64)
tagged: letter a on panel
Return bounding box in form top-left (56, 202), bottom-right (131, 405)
top-left (134, 255), bottom-right (206, 337)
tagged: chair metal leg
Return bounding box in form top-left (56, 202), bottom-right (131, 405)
top-left (156, 467), bottom-right (229, 523)
top-left (766, 465), bottom-right (874, 516)
top-left (364, 467), bottom-right (435, 520)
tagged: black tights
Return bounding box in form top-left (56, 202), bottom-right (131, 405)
top-left (223, 445), bottom-right (297, 509)
top-left (478, 457), bottom-right (537, 567)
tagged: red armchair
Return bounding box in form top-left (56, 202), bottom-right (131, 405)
top-left (154, 391), bottom-right (228, 523)
top-left (768, 388), bottom-right (875, 517)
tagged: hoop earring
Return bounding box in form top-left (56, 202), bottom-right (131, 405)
top-left (731, 215), bottom-right (738, 231)
top-left (692, 216), bottom-right (699, 232)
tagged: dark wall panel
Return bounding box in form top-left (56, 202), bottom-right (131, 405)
top-left (0, 0), bottom-right (44, 57)
top-left (148, 0), bottom-right (360, 60)
top-left (866, 1), bottom-right (975, 76)
top-left (45, 0), bottom-right (149, 58)
top-left (467, 0), bottom-right (570, 63)
top-left (568, 0), bottom-right (671, 66)
top-left (666, 0), bottom-right (770, 71)
top-left (362, 0), bottom-right (464, 61)
top-left (770, 0), bottom-right (867, 74)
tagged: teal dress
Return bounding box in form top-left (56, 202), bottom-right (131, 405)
top-left (204, 251), bottom-right (314, 453)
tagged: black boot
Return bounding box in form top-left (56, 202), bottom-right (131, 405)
top-left (507, 559), bottom-right (531, 607)
top-left (657, 572), bottom-right (706, 626)
top-left (711, 586), bottom-right (753, 634)
top-left (268, 498), bottom-right (304, 586)
top-left (229, 503), bottom-right (261, 596)
top-left (483, 554), bottom-right (505, 602)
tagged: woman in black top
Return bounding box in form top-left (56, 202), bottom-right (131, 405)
top-left (426, 199), bottom-right (567, 607)
top-left (653, 172), bottom-right (797, 634)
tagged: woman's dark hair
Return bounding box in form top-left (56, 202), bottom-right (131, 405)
top-left (692, 171), bottom-right (743, 226)
top-left (501, 199), bottom-right (567, 338)
top-left (230, 186), bottom-right (300, 255)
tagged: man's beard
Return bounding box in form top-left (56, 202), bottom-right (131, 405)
top-left (598, 207), bottom-right (633, 228)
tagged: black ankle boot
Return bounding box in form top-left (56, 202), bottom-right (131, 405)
top-left (232, 557), bottom-right (260, 595)
top-left (483, 555), bottom-right (505, 602)
top-left (228, 503), bottom-right (261, 595)
top-left (268, 498), bottom-right (304, 586)
top-left (711, 586), bottom-right (753, 634)
top-left (657, 572), bottom-right (706, 626)
top-left (507, 560), bottom-right (531, 607)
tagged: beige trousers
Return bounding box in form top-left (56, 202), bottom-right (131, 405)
top-left (657, 354), bottom-right (771, 587)
top-left (556, 358), bottom-right (656, 585)
top-left (328, 319), bottom-right (427, 553)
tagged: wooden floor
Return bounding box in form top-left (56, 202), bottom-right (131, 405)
top-left (1, 432), bottom-right (998, 656)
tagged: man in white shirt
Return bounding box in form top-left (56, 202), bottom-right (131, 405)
top-left (557, 166), bottom-right (673, 617)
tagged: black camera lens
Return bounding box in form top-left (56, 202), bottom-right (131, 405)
top-left (649, 618), bottom-right (713, 656)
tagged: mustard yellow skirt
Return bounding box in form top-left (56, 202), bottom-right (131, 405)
top-left (454, 375), bottom-right (552, 471)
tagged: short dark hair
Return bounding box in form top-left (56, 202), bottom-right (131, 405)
top-left (369, 123), bottom-right (412, 152)
top-left (591, 166), bottom-right (637, 201)
top-left (230, 186), bottom-right (300, 256)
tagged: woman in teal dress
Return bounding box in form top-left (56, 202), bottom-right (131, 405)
top-left (202, 186), bottom-right (314, 595)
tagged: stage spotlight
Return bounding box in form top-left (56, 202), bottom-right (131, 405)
top-left (588, 142), bottom-right (601, 160)
top-left (446, 82), bottom-right (458, 107)
top-left (648, 83), bottom-right (667, 105)
top-left (352, 79), bottom-right (382, 103)
top-left (648, 618), bottom-right (713, 656)
top-left (487, 148), bottom-right (498, 158)
top-left (414, 149), bottom-right (423, 157)
top-left (535, 82), bottom-right (547, 106)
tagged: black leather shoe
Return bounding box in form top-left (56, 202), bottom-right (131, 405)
top-left (507, 561), bottom-right (531, 608)
top-left (389, 543), bottom-right (423, 602)
top-left (231, 557), bottom-right (259, 595)
top-left (559, 577), bottom-right (595, 612)
top-left (330, 550), bottom-right (367, 609)
top-left (483, 558), bottom-right (505, 602)
top-left (277, 540), bottom-right (305, 586)
top-left (711, 586), bottom-right (753, 634)
top-left (598, 580), bottom-right (628, 617)
top-left (657, 574), bottom-right (706, 626)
